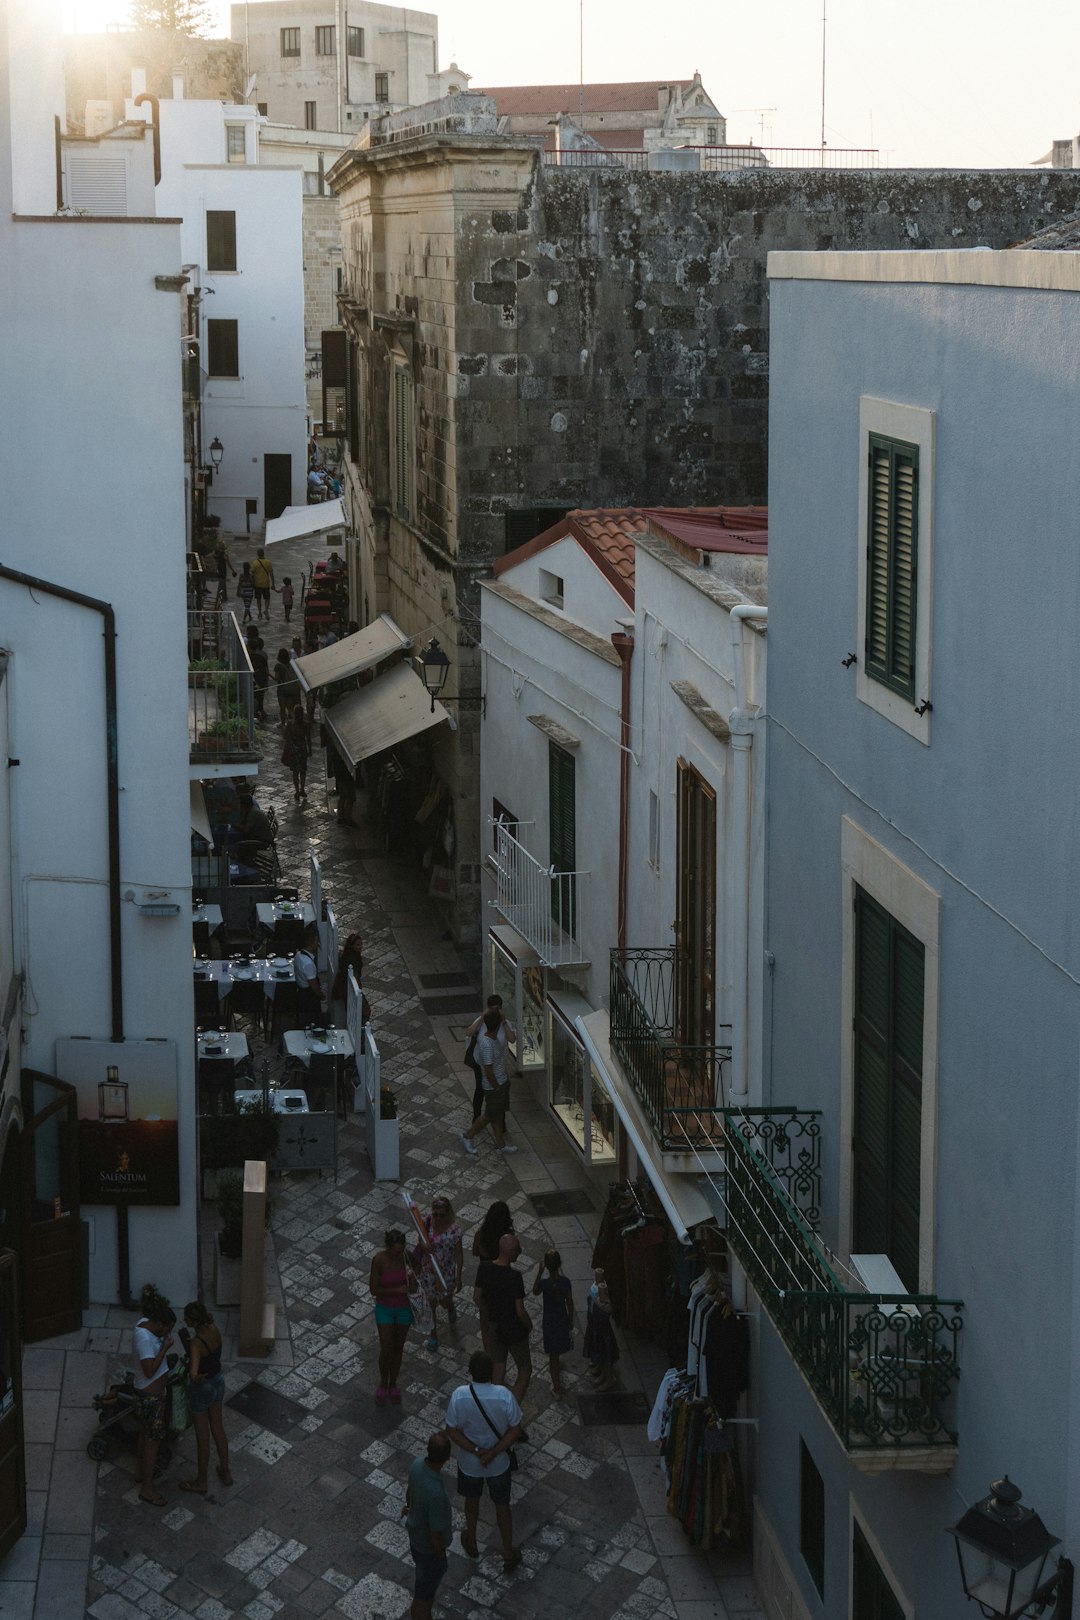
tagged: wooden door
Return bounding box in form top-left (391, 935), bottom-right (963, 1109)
top-left (0, 1253), bottom-right (25, 1560)
top-left (675, 760), bottom-right (717, 1047)
top-left (263, 454), bottom-right (292, 522)
top-left (21, 1072), bottom-right (82, 1343)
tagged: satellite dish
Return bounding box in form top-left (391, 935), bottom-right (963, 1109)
top-left (245, 74), bottom-right (257, 100)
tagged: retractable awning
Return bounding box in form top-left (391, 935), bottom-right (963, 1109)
top-left (190, 782), bottom-right (212, 844)
top-left (264, 499), bottom-right (347, 546)
top-left (293, 615), bottom-right (412, 694)
top-left (323, 662), bottom-right (449, 768)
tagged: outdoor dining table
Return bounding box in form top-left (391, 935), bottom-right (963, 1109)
top-left (234, 1088), bottom-right (310, 1115)
top-left (196, 1031), bottom-right (249, 1064)
top-left (254, 901), bottom-right (317, 931)
top-left (281, 1028), bottom-right (354, 1065)
top-left (195, 957), bottom-right (296, 1002)
top-left (192, 903), bottom-right (223, 929)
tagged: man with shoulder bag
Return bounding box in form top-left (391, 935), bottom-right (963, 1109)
top-left (444, 1349), bottom-right (523, 1575)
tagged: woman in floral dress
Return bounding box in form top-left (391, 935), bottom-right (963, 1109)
top-left (417, 1195), bottom-right (463, 1352)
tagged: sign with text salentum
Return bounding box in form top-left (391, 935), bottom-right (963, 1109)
top-left (55, 1038), bottom-right (180, 1206)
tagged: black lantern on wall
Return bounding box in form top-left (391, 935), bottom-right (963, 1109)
top-left (949, 1479), bottom-right (1072, 1619)
top-left (418, 637), bottom-right (450, 713)
top-left (209, 437), bottom-right (224, 469)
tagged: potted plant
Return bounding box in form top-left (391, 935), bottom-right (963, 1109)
top-left (365, 1079), bottom-right (400, 1181)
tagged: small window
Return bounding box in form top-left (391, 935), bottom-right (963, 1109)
top-left (225, 124), bottom-right (246, 163)
top-left (865, 433), bottom-right (918, 701)
top-left (374, 72), bottom-right (390, 103)
top-left (648, 790), bottom-right (660, 871)
top-left (706, 123), bottom-right (718, 144)
top-left (347, 25), bottom-right (364, 56)
top-left (539, 569), bottom-right (564, 609)
top-left (280, 26), bottom-right (299, 57)
top-left (304, 101), bottom-right (317, 131)
top-left (206, 318), bottom-right (239, 378)
top-left (206, 209), bottom-right (236, 272)
top-left (852, 1521), bottom-right (906, 1620)
top-left (257, 102), bottom-right (268, 117)
top-left (799, 1441), bottom-right (825, 1598)
top-left (315, 24), bottom-right (335, 55)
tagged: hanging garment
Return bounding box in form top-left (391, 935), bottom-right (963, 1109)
top-left (704, 1304), bottom-right (750, 1420)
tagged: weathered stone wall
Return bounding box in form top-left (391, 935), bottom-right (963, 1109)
top-left (454, 163), bottom-right (1080, 568)
top-left (302, 194), bottom-right (342, 421)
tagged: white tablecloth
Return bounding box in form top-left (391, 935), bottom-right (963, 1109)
top-left (255, 902), bottom-right (317, 931)
top-left (195, 960), bottom-right (296, 1000)
top-left (196, 1032), bottom-right (250, 1063)
top-left (282, 1029), bottom-right (354, 1066)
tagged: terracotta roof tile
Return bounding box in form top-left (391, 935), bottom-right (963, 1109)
top-left (479, 80), bottom-right (693, 119)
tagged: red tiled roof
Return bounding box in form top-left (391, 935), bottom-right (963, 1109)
top-left (494, 505), bottom-right (768, 608)
top-left (479, 80), bottom-right (693, 118)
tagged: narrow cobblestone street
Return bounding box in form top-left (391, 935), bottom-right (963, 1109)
top-left (66, 534), bottom-right (759, 1620)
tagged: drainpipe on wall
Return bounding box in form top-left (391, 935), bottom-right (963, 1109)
top-left (727, 604), bottom-right (767, 1111)
top-left (133, 92), bottom-right (161, 185)
top-left (611, 630), bottom-right (634, 959)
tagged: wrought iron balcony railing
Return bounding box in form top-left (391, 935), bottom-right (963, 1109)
top-left (720, 1112), bottom-right (963, 1459)
top-left (492, 821), bottom-right (589, 967)
top-left (188, 610), bottom-right (257, 764)
top-left (609, 947), bottom-right (731, 1151)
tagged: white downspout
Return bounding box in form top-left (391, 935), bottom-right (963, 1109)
top-left (727, 603), bottom-right (767, 1111)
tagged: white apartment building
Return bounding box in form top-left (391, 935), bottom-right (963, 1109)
top-left (230, 0), bottom-right (455, 133)
top-left (1, 0), bottom-right (196, 1387)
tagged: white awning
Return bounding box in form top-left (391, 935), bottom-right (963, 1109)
top-left (264, 499), bottom-right (347, 546)
top-left (576, 1009), bottom-right (713, 1244)
top-left (323, 662), bottom-right (449, 768)
top-left (190, 782), bottom-right (212, 844)
top-left (293, 614), bottom-right (412, 694)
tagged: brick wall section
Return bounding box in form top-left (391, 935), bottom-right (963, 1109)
top-left (334, 143), bottom-right (1080, 940)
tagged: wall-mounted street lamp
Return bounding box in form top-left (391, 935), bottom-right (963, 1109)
top-left (209, 437), bottom-right (224, 469)
top-left (418, 637), bottom-right (450, 713)
top-left (950, 1478), bottom-right (1073, 1619)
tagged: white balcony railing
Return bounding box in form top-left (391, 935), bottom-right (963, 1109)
top-left (492, 822), bottom-right (589, 967)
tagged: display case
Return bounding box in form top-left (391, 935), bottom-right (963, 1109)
top-left (488, 925), bottom-right (546, 1074)
top-left (548, 991), bottom-right (615, 1164)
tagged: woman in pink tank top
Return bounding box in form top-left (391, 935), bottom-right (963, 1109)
top-left (369, 1229), bottom-right (415, 1405)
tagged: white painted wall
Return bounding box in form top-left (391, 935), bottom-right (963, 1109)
top-left (498, 534), bottom-right (631, 639)
top-left (134, 97), bottom-right (308, 529)
top-left (0, 193), bottom-right (195, 1302)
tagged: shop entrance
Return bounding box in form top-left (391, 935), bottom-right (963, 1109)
top-left (21, 1072), bottom-right (81, 1343)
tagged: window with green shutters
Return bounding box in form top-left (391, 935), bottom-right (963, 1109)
top-left (206, 210), bottom-right (236, 272)
top-left (851, 1522), bottom-right (905, 1620)
top-left (865, 434), bottom-right (918, 701)
top-left (548, 743), bottom-right (577, 937)
top-left (852, 886), bottom-right (924, 1292)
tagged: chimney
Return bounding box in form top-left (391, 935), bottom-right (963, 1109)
top-left (131, 67), bottom-right (147, 98)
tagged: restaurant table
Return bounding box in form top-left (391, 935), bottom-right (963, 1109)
top-left (234, 1088), bottom-right (310, 1115)
top-left (192, 903), bottom-right (223, 929)
top-left (196, 1031), bottom-right (249, 1063)
top-left (255, 901), bottom-right (317, 932)
top-left (194, 958), bottom-right (296, 1001)
top-left (281, 1029), bottom-right (354, 1065)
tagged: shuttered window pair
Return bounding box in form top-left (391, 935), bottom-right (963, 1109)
top-left (852, 886), bottom-right (924, 1293)
top-left (865, 434), bottom-right (918, 701)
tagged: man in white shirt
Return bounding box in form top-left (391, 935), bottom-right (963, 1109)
top-left (460, 1009), bottom-right (517, 1156)
top-left (464, 995), bottom-right (516, 1124)
top-left (293, 927), bottom-right (324, 1026)
top-left (444, 1350), bottom-right (522, 1575)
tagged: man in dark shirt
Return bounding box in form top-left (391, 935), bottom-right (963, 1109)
top-left (404, 1431), bottom-right (453, 1620)
top-left (474, 1233), bottom-right (531, 1402)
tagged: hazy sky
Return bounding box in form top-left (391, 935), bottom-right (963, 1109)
top-left (62, 0), bottom-right (1078, 170)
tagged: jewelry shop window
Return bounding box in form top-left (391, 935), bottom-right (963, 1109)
top-left (548, 995), bottom-right (615, 1164)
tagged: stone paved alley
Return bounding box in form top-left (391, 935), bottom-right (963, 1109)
top-left (7, 531), bottom-right (763, 1620)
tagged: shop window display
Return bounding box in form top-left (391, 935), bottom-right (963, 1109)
top-left (490, 946), bottom-right (519, 1064)
top-left (550, 1013), bottom-right (614, 1163)
top-left (521, 965), bottom-right (545, 1071)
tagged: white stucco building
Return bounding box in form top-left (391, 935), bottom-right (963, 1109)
top-left (479, 506), bottom-right (767, 1231)
top-left (749, 242), bottom-right (1080, 1620)
top-left (1, 0), bottom-right (196, 1359)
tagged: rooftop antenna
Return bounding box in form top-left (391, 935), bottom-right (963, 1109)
top-left (579, 0), bottom-right (584, 128)
top-left (734, 107), bottom-right (777, 143)
top-left (820, 0), bottom-right (827, 158)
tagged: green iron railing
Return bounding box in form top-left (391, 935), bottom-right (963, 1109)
top-left (609, 947), bottom-right (731, 1151)
top-left (722, 1113), bottom-right (963, 1453)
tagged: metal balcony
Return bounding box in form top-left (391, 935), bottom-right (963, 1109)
top-left (721, 1111), bottom-right (964, 1469)
top-left (188, 610), bottom-right (257, 766)
top-left (491, 821), bottom-right (589, 967)
top-left (609, 947), bottom-right (732, 1152)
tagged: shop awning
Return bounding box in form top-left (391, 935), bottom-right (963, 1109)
top-left (577, 1009), bottom-right (713, 1244)
top-left (323, 662), bottom-right (449, 768)
top-left (190, 782), bottom-right (212, 845)
top-left (264, 499), bottom-right (347, 546)
top-left (293, 614), bottom-right (412, 694)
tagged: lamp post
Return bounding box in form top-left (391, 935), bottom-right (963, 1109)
top-left (418, 637), bottom-right (450, 713)
top-left (949, 1478), bottom-right (1073, 1619)
top-left (209, 437), bottom-right (224, 469)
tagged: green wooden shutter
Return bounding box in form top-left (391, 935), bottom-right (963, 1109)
top-left (206, 210), bottom-right (236, 272)
top-left (865, 435), bottom-right (918, 701)
top-left (852, 887), bottom-right (923, 1292)
top-left (852, 1522), bottom-right (905, 1620)
top-left (548, 743), bottom-right (576, 934)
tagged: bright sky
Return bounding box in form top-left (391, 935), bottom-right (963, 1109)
top-left (61, 0), bottom-right (1079, 169)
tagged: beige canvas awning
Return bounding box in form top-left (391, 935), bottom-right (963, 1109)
top-left (323, 662), bottom-right (449, 768)
top-left (293, 614), bottom-right (412, 694)
top-left (264, 499), bottom-right (347, 546)
top-left (190, 782), bottom-right (212, 845)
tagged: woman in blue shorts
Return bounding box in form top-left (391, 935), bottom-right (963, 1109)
top-left (369, 1229), bottom-right (415, 1406)
top-left (180, 1300), bottom-right (232, 1493)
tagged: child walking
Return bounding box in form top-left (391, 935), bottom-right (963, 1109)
top-left (533, 1249), bottom-right (574, 1399)
top-left (583, 1266), bottom-right (619, 1391)
top-left (278, 577), bottom-right (294, 624)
